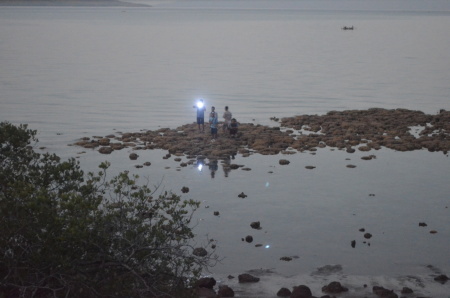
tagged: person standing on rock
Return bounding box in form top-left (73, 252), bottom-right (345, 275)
top-left (222, 106), bottom-right (232, 132)
top-left (209, 106), bottom-right (219, 140)
top-left (193, 98), bottom-right (206, 132)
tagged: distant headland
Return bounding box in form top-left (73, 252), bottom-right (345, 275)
top-left (0, 0), bottom-right (150, 7)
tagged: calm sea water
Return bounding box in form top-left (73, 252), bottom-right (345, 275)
top-left (1, 1), bottom-right (450, 296)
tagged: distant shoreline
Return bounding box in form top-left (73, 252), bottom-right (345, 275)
top-left (0, 0), bottom-right (150, 7)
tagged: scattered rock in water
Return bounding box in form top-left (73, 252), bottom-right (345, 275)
top-left (250, 221), bottom-right (261, 229)
top-left (280, 256), bottom-right (292, 261)
top-left (245, 235), bottom-right (253, 243)
top-left (196, 277), bottom-right (216, 289)
top-left (364, 233), bottom-right (372, 239)
top-left (434, 274), bottom-right (449, 284)
top-left (129, 153), bottom-right (138, 160)
top-left (238, 192), bottom-right (247, 198)
top-left (241, 167), bottom-right (252, 171)
top-left (418, 222), bottom-right (427, 227)
top-left (98, 138), bottom-right (110, 146)
top-left (135, 165), bottom-right (143, 168)
top-left (346, 164), bottom-right (356, 168)
top-left (181, 186), bottom-right (189, 193)
top-left (290, 285), bottom-right (312, 298)
top-left (98, 146), bottom-right (113, 154)
top-left (430, 230), bottom-right (438, 234)
top-left (351, 240), bottom-right (356, 248)
top-left (174, 157), bottom-right (182, 162)
top-left (255, 244), bottom-right (263, 247)
top-left (143, 161), bottom-right (151, 166)
top-left (214, 211), bottom-right (220, 216)
top-left (361, 155), bottom-right (376, 160)
top-left (279, 159), bottom-right (290, 165)
top-left (322, 281), bottom-right (349, 294)
top-left (218, 285), bottom-right (235, 297)
top-left (401, 287), bottom-right (414, 294)
top-left (276, 287), bottom-right (291, 297)
top-left (305, 165), bottom-right (316, 169)
top-left (372, 286), bottom-right (398, 298)
top-left (192, 247), bottom-right (207, 257)
top-left (238, 273), bottom-right (260, 283)
top-left (346, 147), bottom-right (355, 153)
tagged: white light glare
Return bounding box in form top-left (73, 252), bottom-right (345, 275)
top-left (196, 101), bottom-right (204, 109)
top-left (197, 164), bottom-right (203, 171)
top-left (265, 245), bottom-right (270, 249)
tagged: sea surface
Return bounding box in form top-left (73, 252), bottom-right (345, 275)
top-left (1, 1), bottom-right (450, 296)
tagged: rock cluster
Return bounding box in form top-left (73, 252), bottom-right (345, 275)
top-left (72, 109), bottom-right (450, 160)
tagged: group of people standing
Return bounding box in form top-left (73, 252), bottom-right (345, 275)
top-left (194, 99), bottom-right (238, 139)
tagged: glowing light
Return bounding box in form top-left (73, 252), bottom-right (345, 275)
top-left (265, 182), bottom-right (270, 188)
top-left (196, 100), bottom-right (204, 109)
top-left (265, 245), bottom-right (270, 249)
top-left (197, 164), bottom-right (203, 171)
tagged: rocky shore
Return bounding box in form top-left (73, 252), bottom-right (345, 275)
top-left (72, 108), bottom-right (450, 161)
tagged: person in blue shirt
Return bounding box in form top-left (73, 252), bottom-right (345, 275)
top-left (209, 106), bottom-right (219, 139)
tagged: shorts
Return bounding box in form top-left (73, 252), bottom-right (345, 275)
top-left (197, 117), bottom-right (204, 124)
top-left (210, 127), bottom-right (218, 135)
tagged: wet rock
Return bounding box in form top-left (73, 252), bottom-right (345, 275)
top-left (290, 285), bottom-right (312, 298)
top-left (181, 186), bottom-right (189, 193)
top-left (279, 159), bottom-right (290, 165)
top-left (192, 247), bottom-right (207, 257)
top-left (276, 287), bottom-right (291, 297)
top-left (364, 233), bottom-right (372, 239)
top-left (250, 221), bottom-right (261, 229)
top-left (280, 256), bottom-right (292, 261)
top-left (196, 277), bottom-right (216, 289)
top-left (322, 281), bottom-right (348, 293)
top-left (214, 211), bottom-right (220, 216)
top-left (143, 161), bottom-right (151, 166)
top-left (351, 240), bottom-right (356, 248)
top-left (373, 286), bottom-right (398, 298)
top-left (98, 146), bottom-right (113, 154)
top-left (346, 164), bottom-right (356, 168)
top-left (245, 235), bottom-right (253, 243)
top-left (98, 138), bottom-right (110, 146)
top-left (401, 287), bottom-right (413, 294)
top-left (135, 165), bottom-right (143, 168)
top-left (305, 166), bottom-right (316, 169)
top-left (238, 273), bottom-right (260, 283)
top-left (419, 222), bottom-right (427, 227)
top-left (434, 274), bottom-right (449, 284)
top-left (218, 285), bottom-right (235, 297)
top-left (238, 192), bottom-right (247, 198)
top-left (129, 153), bottom-right (138, 160)
top-left (196, 287), bottom-right (216, 298)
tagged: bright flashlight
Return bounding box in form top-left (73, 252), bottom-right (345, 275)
top-left (197, 163), bottom-right (203, 171)
top-left (196, 100), bottom-right (204, 109)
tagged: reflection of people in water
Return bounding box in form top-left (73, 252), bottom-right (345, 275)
top-left (208, 159), bottom-right (218, 178)
top-left (222, 160), bottom-right (231, 177)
